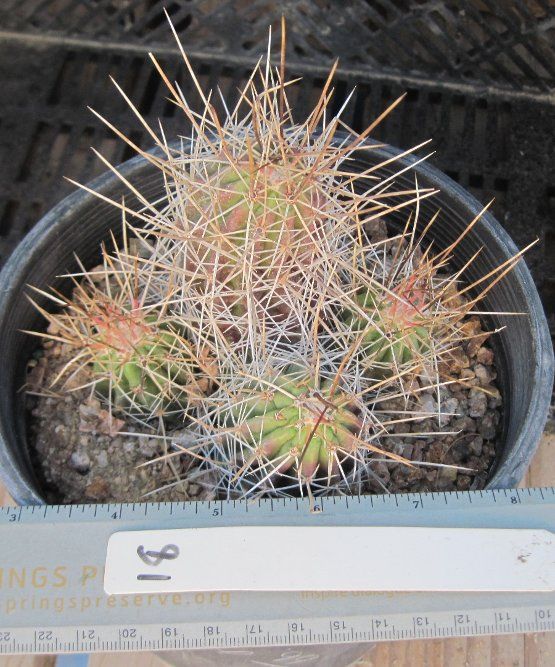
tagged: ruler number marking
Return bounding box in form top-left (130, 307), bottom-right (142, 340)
top-left (331, 620), bottom-right (348, 631)
top-left (495, 611), bottom-right (511, 623)
top-left (203, 625), bottom-right (220, 637)
top-left (288, 621), bottom-right (305, 633)
top-left (119, 628), bottom-right (137, 639)
top-left (454, 614), bottom-right (472, 625)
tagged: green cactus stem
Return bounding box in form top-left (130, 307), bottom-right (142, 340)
top-left (347, 277), bottom-right (432, 370)
top-left (88, 301), bottom-right (200, 413)
top-left (228, 366), bottom-right (362, 479)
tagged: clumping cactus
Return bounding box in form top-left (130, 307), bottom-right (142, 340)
top-left (25, 16), bottom-right (528, 501)
top-left (222, 365), bottom-right (362, 480)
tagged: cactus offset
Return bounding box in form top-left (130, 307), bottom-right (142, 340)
top-left (347, 276), bottom-right (432, 370)
top-left (342, 200), bottom-right (533, 381)
top-left (88, 300), bottom-right (196, 413)
top-left (224, 366), bottom-right (362, 480)
top-left (27, 246), bottom-right (209, 419)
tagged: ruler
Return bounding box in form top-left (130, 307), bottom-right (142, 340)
top-left (0, 488), bottom-right (554, 656)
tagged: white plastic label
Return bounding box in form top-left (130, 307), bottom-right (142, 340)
top-left (104, 526), bottom-right (555, 595)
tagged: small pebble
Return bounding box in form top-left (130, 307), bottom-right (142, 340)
top-left (437, 466), bottom-right (458, 486)
top-left (123, 441), bottom-right (135, 454)
top-left (439, 397), bottom-right (459, 426)
top-left (69, 451), bottom-right (90, 474)
top-left (468, 388), bottom-right (488, 418)
top-left (96, 451), bottom-right (109, 468)
top-left (476, 347), bottom-right (494, 365)
top-left (473, 363), bottom-right (491, 386)
top-left (479, 413), bottom-right (497, 440)
top-left (415, 394), bottom-right (436, 422)
top-left (139, 438), bottom-right (161, 457)
top-left (456, 475), bottom-right (472, 490)
top-left (85, 478), bottom-right (110, 500)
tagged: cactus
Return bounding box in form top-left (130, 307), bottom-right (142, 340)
top-left (88, 302), bottom-right (197, 413)
top-left (25, 16), bottom-right (529, 502)
top-left (347, 276), bottom-right (432, 371)
top-left (86, 21), bottom-right (428, 346)
top-left (171, 156), bottom-right (325, 321)
top-left (223, 365), bottom-right (363, 480)
top-left (27, 246), bottom-right (209, 419)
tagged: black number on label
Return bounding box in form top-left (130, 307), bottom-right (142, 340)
top-left (111, 512), bottom-right (118, 520)
top-left (37, 631), bottom-right (53, 641)
top-left (537, 610), bottom-right (552, 620)
top-left (8, 514), bottom-right (17, 522)
top-left (510, 496), bottom-right (519, 504)
top-left (0, 632), bottom-right (11, 641)
top-left (80, 630), bottom-right (95, 640)
top-left (212, 508), bottom-right (220, 516)
top-left (204, 626), bottom-right (220, 636)
top-left (137, 544), bottom-right (180, 567)
top-left (163, 627), bottom-right (177, 638)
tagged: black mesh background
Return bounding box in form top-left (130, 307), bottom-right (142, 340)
top-left (0, 1), bottom-right (554, 330)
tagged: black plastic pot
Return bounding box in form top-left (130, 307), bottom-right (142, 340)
top-left (0, 140), bottom-right (552, 504)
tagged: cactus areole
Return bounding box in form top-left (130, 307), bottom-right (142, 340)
top-left (229, 367), bottom-right (362, 479)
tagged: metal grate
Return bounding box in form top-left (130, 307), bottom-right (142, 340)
top-left (2, 0), bottom-right (555, 94)
top-left (0, 1), bottom-right (554, 331)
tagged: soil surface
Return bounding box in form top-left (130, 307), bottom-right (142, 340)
top-left (362, 316), bottom-right (501, 494)
top-left (26, 343), bottom-right (217, 504)
top-left (26, 319), bottom-right (501, 504)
